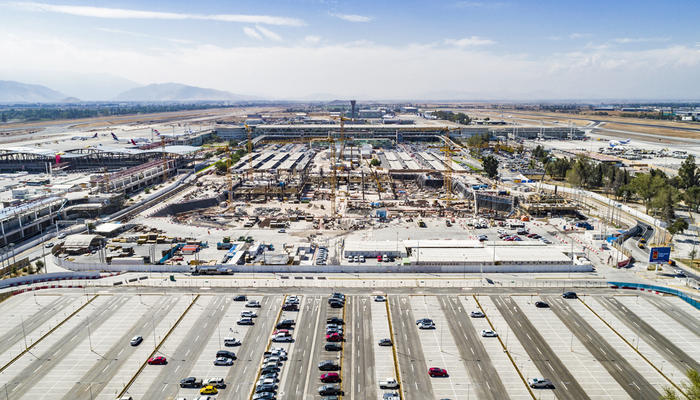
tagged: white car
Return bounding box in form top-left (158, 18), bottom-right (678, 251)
top-left (481, 329), bottom-right (498, 337)
top-left (271, 334), bottom-right (294, 343)
top-left (470, 310), bottom-right (485, 318)
top-left (374, 295), bottom-right (386, 302)
top-left (241, 311), bottom-right (257, 318)
top-left (224, 337), bottom-right (241, 346)
top-left (214, 357), bottom-right (233, 366)
top-left (359, 255), bottom-right (365, 263)
top-left (379, 378), bottom-right (400, 389)
top-left (205, 377), bottom-right (226, 388)
top-left (418, 321), bottom-right (435, 329)
top-left (245, 300), bottom-right (261, 308)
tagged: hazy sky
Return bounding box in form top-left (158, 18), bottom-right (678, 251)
top-left (1, 0), bottom-right (699, 100)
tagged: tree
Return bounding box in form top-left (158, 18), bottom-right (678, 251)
top-left (482, 155), bottom-right (499, 179)
top-left (661, 368), bottom-right (700, 400)
top-left (684, 186), bottom-right (700, 212)
top-left (370, 158), bottom-right (380, 167)
top-left (546, 157), bottom-right (571, 180)
top-left (667, 218), bottom-right (689, 242)
top-left (652, 186), bottom-right (679, 222)
top-left (678, 155), bottom-right (698, 189)
top-left (624, 173), bottom-right (667, 213)
top-left (214, 160), bottom-right (228, 174)
top-left (35, 260), bottom-right (45, 273)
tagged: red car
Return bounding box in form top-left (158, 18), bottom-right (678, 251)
top-left (272, 329), bottom-right (291, 336)
top-left (326, 333), bottom-right (343, 342)
top-left (147, 356), bottom-right (167, 365)
top-left (320, 372), bottom-right (340, 383)
top-left (527, 233), bottom-right (537, 238)
top-left (428, 367), bottom-right (448, 377)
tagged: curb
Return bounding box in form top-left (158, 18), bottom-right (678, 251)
top-left (385, 296), bottom-right (403, 400)
top-left (0, 294), bottom-right (98, 374)
top-left (117, 294), bottom-right (200, 399)
top-left (578, 297), bottom-right (689, 399)
top-left (472, 295), bottom-right (536, 400)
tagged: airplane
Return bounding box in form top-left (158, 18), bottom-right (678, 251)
top-left (71, 133), bottom-right (98, 141)
top-left (608, 138), bottom-right (631, 147)
top-left (130, 138), bottom-right (152, 145)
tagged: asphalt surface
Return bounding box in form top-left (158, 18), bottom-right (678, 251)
top-left (491, 295), bottom-right (590, 400)
top-left (598, 296), bottom-right (700, 373)
top-left (643, 295), bottom-right (700, 335)
top-left (62, 295), bottom-right (178, 400)
top-left (345, 295), bottom-right (377, 400)
top-left (389, 295), bottom-right (435, 399)
top-left (282, 295), bottom-right (323, 399)
top-left (0, 296), bottom-right (75, 358)
top-left (543, 295), bottom-right (660, 400)
top-left (5, 296), bottom-right (128, 397)
top-left (222, 295), bottom-right (281, 400)
top-left (306, 296), bottom-right (333, 400)
top-left (439, 296), bottom-right (508, 400)
top-left (140, 296), bottom-right (228, 399)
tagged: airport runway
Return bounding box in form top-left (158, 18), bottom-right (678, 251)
top-left (439, 296), bottom-right (508, 400)
top-left (141, 296), bottom-right (228, 399)
top-left (345, 295), bottom-right (377, 400)
top-left (543, 295), bottom-right (660, 400)
top-left (389, 295), bottom-right (435, 399)
top-left (598, 296), bottom-right (700, 373)
top-left (492, 295), bottom-right (590, 400)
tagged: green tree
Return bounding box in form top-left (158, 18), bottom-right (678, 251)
top-left (667, 218), bottom-right (689, 242)
top-left (684, 186), bottom-right (700, 212)
top-left (35, 260), bottom-right (45, 272)
top-left (545, 157), bottom-right (571, 180)
top-left (214, 160), bottom-right (228, 174)
top-left (482, 155), bottom-right (499, 179)
top-left (660, 368), bottom-right (700, 399)
top-left (370, 158), bottom-right (380, 167)
top-left (678, 155), bottom-right (698, 189)
top-left (624, 173), bottom-right (667, 213)
top-left (652, 186), bottom-right (679, 222)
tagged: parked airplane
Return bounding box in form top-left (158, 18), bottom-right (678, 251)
top-left (71, 133), bottom-right (98, 141)
top-left (608, 138), bottom-right (631, 147)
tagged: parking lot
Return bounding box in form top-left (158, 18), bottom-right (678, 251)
top-left (0, 288), bottom-right (696, 400)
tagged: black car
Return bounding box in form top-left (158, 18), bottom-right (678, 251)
top-left (255, 384), bottom-right (278, 393)
top-left (318, 360), bottom-right (340, 371)
top-left (216, 350), bottom-right (237, 359)
top-left (416, 318), bottom-right (433, 325)
top-left (261, 366), bottom-right (280, 374)
top-left (179, 376), bottom-right (202, 388)
top-left (535, 301), bottom-right (550, 308)
top-left (276, 320), bottom-right (295, 329)
top-left (562, 292), bottom-right (577, 299)
top-left (282, 304), bottom-right (299, 311)
top-left (253, 392), bottom-right (277, 400)
top-left (318, 384), bottom-right (342, 396)
top-left (326, 317), bottom-right (344, 325)
top-left (325, 343), bottom-right (342, 351)
top-left (234, 295), bottom-right (247, 301)
top-left (329, 301), bottom-right (344, 309)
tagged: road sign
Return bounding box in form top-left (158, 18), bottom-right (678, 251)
top-left (649, 247), bottom-right (671, 263)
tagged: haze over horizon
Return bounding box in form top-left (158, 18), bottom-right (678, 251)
top-left (1, 0), bottom-right (699, 101)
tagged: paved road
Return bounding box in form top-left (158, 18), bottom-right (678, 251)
top-left (0, 296), bottom-right (75, 357)
top-left (62, 296), bottom-right (178, 400)
top-left (222, 295), bottom-right (282, 400)
top-left (305, 296), bottom-right (331, 400)
top-left (282, 295), bottom-right (322, 399)
top-left (389, 295), bottom-right (435, 399)
top-left (439, 296), bottom-right (508, 400)
top-left (492, 295), bottom-right (590, 400)
top-left (643, 295), bottom-right (700, 335)
top-left (346, 295), bottom-right (377, 400)
top-left (544, 295), bottom-right (660, 400)
top-left (5, 296), bottom-right (128, 398)
top-left (141, 296), bottom-right (228, 399)
top-left (598, 296), bottom-right (700, 373)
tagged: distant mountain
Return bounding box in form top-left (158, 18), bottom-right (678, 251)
top-left (114, 83), bottom-right (255, 102)
top-left (0, 80), bottom-right (70, 103)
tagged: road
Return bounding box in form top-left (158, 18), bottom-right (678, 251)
top-left (345, 295), bottom-right (377, 400)
top-left (5, 296), bottom-right (128, 398)
top-left (543, 295), bottom-right (660, 399)
top-left (281, 295), bottom-right (322, 399)
top-left (389, 295), bottom-right (435, 399)
top-left (140, 296), bottom-right (228, 399)
top-left (491, 295), bottom-right (590, 400)
top-left (439, 296), bottom-right (508, 400)
top-left (597, 296), bottom-right (700, 373)
top-left (62, 296), bottom-right (179, 400)
top-left (643, 295), bottom-right (700, 335)
top-left (305, 296), bottom-right (332, 400)
top-left (222, 295), bottom-right (282, 400)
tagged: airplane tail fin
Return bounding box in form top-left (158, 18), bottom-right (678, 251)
top-left (111, 132), bottom-right (118, 141)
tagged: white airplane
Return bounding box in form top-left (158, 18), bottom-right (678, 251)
top-left (71, 133), bottom-right (98, 141)
top-left (608, 138), bottom-right (631, 147)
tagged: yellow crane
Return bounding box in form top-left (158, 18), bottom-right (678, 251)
top-left (438, 127), bottom-right (461, 207)
top-left (245, 123), bottom-right (254, 181)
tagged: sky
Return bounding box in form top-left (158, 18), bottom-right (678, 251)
top-left (0, 0), bottom-right (699, 100)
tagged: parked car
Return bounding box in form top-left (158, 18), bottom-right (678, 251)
top-left (481, 329), bottom-right (498, 337)
top-left (320, 372), bottom-right (341, 383)
top-left (428, 367), bottom-right (448, 377)
top-left (214, 357), bottom-right (233, 366)
top-left (562, 291), bottom-right (577, 299)
top-left (470, 310), bottom-right (485, 318)
top-left (130, 336), bottom-right (143, 346)
top-left (205, 377), bottom-right (226, 388)
top-left (246, 300), bottom-right (261, 308)
top-left (415, 318), bottom-right (433, 325)
top-left (318, 384), bottom-right (342, 396)
top-left (199, 385), bottom-right (218, 395)
top-left (325, 343), bottom-right (342, 351)
top-left (379, 378), bottom-right (399, 389)
top-left (418, 321), bottom-right (435, 329)
top-left (318, 360), bottom-right (340, 371)
top-left (378, 338), bottom-right (393, 346)
top-left (233, 295), bottom-right (247, 301)
top-left (147, 356), bottom-right (167, 365)
top-left (535, 301), bottom-right (549, 308)
top-left (241, 311), bottom-right (258, 318)
top-left (374, 295), bottom-right (386, 302)
top-left (216, 350), bottom-right (236, 359)
top-left (224, 337), bottom-right (241, 346)
top-left (528, 378), bottom-right (555, 389)
top-left (179, 376), bottom-right (203, 388)
top-left (327, 317), bottom-right (344, 325)
top-left (237, 317), bottom-right (254, 325)
top-left (272, 334), bottom-right (294, 343)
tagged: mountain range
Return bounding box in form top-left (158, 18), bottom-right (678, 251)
top-left (0, 80), bottom-right (256, 103)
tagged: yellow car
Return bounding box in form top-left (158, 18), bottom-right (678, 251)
top-left (200, 385), bottom-right (218, 395)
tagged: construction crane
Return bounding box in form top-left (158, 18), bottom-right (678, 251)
top-left (226, 144), bottom-right (234, 209)
top-left (245, 124), bottom-right (254, 181)
top-left (161, 133), bottom-right (168, 183)
top-left (437, 127), bottom-right (461, 207)
top-left (366, 159), bottom-right (383, 200)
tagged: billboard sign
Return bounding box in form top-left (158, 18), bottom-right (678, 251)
top-left (648, 247), bottom-right (671, 263)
